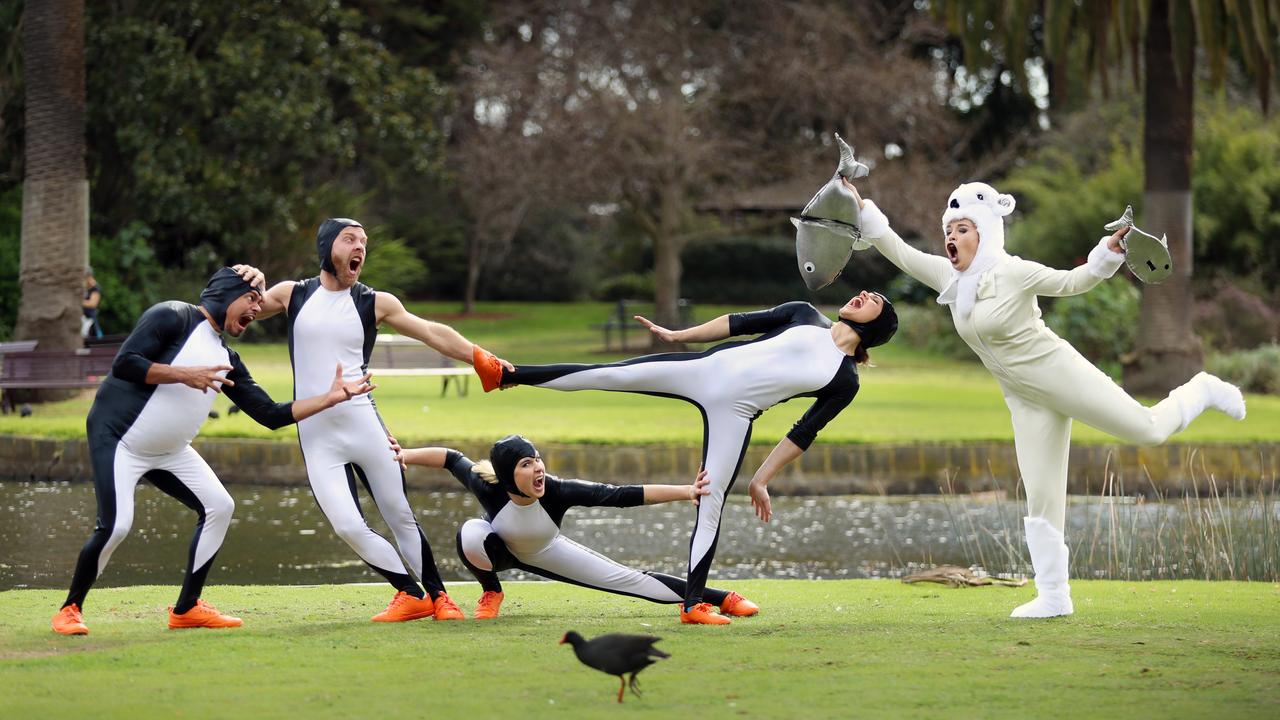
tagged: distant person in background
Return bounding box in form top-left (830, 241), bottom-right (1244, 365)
top-left (51, 266), bottom-right (374, 636)
top-left (82, 267), bottom-right (103, 338)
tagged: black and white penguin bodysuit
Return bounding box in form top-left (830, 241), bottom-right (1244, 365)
top-left (286, 278), bottom-right (446, 598)
top-left (443, 451), bottom-right (733, 605)
top-left (64, 302), bottom-right (296, 613)
top-left (503, 301), bottom-right (859, 608)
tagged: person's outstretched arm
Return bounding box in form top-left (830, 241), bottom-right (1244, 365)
top-left (842, 179), bottom-right (953, 294)
top-left (376, 292), bottom-right (513, 370)
top-left (1012, 227), bottom-right (1128, 297)
top-left (634, 314), bottom-right (731, 344)
top-left (641, 469), bottom-right (711, 505)
top-left (223, 358), bottom-right (373, 429)
top-left (747, 437), bottom-right (805, 523)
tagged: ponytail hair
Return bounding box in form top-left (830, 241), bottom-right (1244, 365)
top-left (472, 459), bottom-right (499, 484)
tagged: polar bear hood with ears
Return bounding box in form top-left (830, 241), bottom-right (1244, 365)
top-left (936, 182), bottom-right (1017, 319)
top-left (941, 182), bottom-right (1017, 256)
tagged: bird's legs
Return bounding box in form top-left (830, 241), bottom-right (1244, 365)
top-left (617, 676), bottom-right (626, 703)
top-left (629, 673), bottom-right (643, 698)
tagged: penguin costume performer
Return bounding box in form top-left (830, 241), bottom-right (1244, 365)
top-left (251, 218), bottom-right (511, 622)
top-left (852, 181), bottom-right (1246, 618)
top-left (51, 268), bottom-right (373, 635)
top-left (395, 436), bottom-right (760, 620)
top-left (484, 293), bottom-right (898, 624)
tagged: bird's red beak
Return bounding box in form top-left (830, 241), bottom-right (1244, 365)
top-left (558, 635), bottom-right (568, 644)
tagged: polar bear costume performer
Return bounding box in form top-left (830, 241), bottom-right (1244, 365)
top-left (853, 181), bottom-right (1246, 618)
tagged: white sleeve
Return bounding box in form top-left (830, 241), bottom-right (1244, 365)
top-left (1085, 236), bottom-right (1126, 279)
top-left (860, 200), bottom-right (953, 294)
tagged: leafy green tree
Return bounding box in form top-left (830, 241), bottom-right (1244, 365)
top-left (82, 1), bottom-right (448, 279)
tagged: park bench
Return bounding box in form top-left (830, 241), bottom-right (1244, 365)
top-left (594, 298), bottom-right (695, 352)
top-left (0, 342), bottom-right (120, 413)
top-left (367, 334), bottom-right (472, 397)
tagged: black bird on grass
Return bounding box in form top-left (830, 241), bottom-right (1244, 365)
top-left (560, 630), bottom-right (670, 703)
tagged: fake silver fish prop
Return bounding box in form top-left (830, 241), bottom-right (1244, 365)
top-left (1104, 205), bottom-right (1172, 284)
top-left (793, 134), bottom-right (870, 291)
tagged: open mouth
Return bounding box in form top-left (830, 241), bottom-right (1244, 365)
top-left (233, 312), bottom-right (255, 333)
top-left (850, 296), bottom-right (864, 310)
top-left (532, 476), bottom-right (545, 493)
top-left (946, 242), bottom-right (959, 264)
top-left (348, 256), bottom-right (363, 274)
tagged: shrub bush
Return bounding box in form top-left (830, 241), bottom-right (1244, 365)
top-left (359, 237), bottom-right (428, 299)
top-left (1206, 344), bottom-right (1280, 395)
top-left (1193, 282), bottom-right (1277, 350)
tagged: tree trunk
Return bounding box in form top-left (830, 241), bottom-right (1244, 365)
top-left (1123, 0), bottom-right (1202, 395)
top-left (15, 0), bottom-right (88, 403)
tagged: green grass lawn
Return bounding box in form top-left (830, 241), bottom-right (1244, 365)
top-left (2, 301), bottom-right (1277, 445)
top-left (2, 581), bottom-right (1277, 718)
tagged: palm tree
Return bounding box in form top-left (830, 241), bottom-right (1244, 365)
top-left (15, 0), bottom-right (88, 401)
top-left (938, 0), bottom-right (1279, 394)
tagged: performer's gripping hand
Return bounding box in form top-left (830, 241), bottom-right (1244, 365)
top-left (635, 315), bottom-right (680, 344)
top-left (689, 468), bottom-right (712, 506)
top-left (230, 264), bottom-right (267, 292)
top-left (386, 434), bottom-right (406, 470)
top-left (748, 479), bottom-right (772, 523)
top-left (177, 365), bottom-right (234, 393)
top-left (839, 177), bottom-right (866, 209)
top-left (1106, 224), bottom-right (1130, 254)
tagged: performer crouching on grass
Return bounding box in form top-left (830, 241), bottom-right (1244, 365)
top-left (847, 178), bottom-right (1246, 618)
top-left (52, 266), bottom-right (374, 635)
top-left (391, 435), bottom-right (760, 621)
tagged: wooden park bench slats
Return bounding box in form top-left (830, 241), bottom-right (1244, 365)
top-left (0, 343), bottom-right (121, 413)
top-left (367, 334), bottom-right (472, 396)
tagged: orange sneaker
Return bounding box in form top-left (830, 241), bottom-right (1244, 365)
top-left (719, 591), bottom-right (759, 617)
top-left (433, 592), bottom-right (465, 621)
top-left (472, 345), bottom-right (505, 392)
top-left (52, 604), bottom-right (89, 635)
top-left (474, 591), bottom-right (504, 620)
top-left (371, 591), bottom-right (435, 622)
top-left (168, 599), bottom-right (243, 629)
top-left (679, 602), bottom-right (731, 625)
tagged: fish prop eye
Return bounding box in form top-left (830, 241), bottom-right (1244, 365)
top-left (804, 262), bottom-right (816, 273)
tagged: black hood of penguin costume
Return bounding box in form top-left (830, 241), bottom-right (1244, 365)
top-left (199, 267), bottom-right (262, 332)
top-left (491, 435), bottom-right (539, 498)
top-left (316, 218), bottom-right (364, 275)
top-left (838, 293), bottom-right (899, 350)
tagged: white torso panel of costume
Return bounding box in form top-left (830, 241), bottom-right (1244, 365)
top-left (290, 285), bottom-right (372, 407)
top-left (120, 321), bottom-right (227, 457)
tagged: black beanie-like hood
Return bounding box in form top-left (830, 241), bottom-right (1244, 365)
top-left (199, 267), bottom-right (262, 331)
top-left (490, 435), bottom-right (539, 498)
top-left (316, 218), bottom-right (363, 274)
top-left (838, 293), bottom-right (899, 350)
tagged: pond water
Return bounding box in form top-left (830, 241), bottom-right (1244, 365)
top-left (2, 480), bottom-right (1276, 590)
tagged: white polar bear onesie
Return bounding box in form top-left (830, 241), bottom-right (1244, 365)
top-left (858, 182), bottom-right (1246, 618)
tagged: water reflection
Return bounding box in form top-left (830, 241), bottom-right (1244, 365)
top-left (2, 481), bottom-right (1276, 590)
